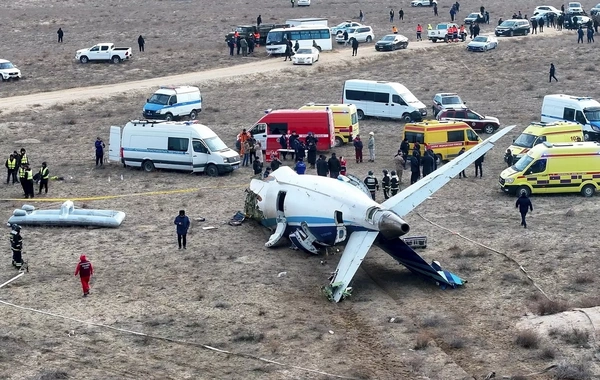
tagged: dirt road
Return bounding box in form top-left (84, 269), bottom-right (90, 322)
top-left (0, 30), bottom-right (559, 115)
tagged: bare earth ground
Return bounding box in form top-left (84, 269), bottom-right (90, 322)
top-left (2, 1), bottom-right (600, 380)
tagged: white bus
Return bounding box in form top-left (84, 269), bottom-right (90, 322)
top-left (265, 26), bottom-right (332, 55)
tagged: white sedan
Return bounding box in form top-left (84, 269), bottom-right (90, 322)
top-left (466, 36), bottom-right (498, 52)
top-left (411, 0), bottom-right (437, 6)
top-left (292, 47), bottom-right (320, 65)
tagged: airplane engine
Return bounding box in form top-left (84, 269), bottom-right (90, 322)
top-left (377, 210), bottom-right (410, 240)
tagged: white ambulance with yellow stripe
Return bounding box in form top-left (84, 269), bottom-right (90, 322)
top-left (499, 141), bottom-right (600, 197)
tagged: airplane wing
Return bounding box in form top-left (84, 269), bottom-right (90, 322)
top-left (327, 230), bottom-right (379, 302)
top-left (381, 126), bottom-right (515, 217)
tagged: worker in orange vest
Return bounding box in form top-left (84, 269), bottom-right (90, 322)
top-left (459, 24), bottom-right (465, 39)
top-left (392, 26), bottom-right (398, 34)
top-left (254, 31), bottom-right (260, 47)
top-left (416, 24), bottom-right (423, 41)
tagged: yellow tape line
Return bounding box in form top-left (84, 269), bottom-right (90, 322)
top-left (0, 184), bottom-right (247, 202)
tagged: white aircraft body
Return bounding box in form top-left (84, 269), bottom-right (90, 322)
top-left (245, 126), bottom-right (514, 302)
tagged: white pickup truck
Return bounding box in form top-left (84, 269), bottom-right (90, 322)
top-left (75, 43), bottom-right (132, 64)
top-left (428, 22), bottom-right (464, 42)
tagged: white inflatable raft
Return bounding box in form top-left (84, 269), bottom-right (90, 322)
top-left (7, 200), bottom-right (125, 228)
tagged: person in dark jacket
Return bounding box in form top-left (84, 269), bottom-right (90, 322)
top-left (364, 171), bottom-right (379, 200)
top-left (381, 169), bottom-right (391, 200)
top-left (307, 141), bottom-right (317, 168)
top-left (351, 38), bottom-right (359, 56)
top-left (253, 158), bottom-right (263, 176)
top-left (474, 153), bottom-right (484, 178)
top-left (5, 153), bottom-right (18, 185)
top-left (263, 167), bottom-right (272, 178)
top-left (400, 138), bottom-right (410, 157)
top-left (457, 147), bottom-right (467, 178)
top-left (353, 135), bottom-right (363, 163)
top-left (328, 153), bottom-right (341, 178)
top-left (10, 224), bottom-right (23, 269)
top-left (421, 151), bottom-right (435, 177)
top-left (174, 210), bottom-right (191, 250)
top-left (504, 149), bottom-right (514, 167)
top-left (288, 131), bottom-right (299, 161)
top-left (228, 38), bottom-right (235, 56)
top-left (257, 15), bottom-right (262, 27)
top-left (410, 152), bottom-right (420, 184)
top-left (284, 40), bottom-right (293, 61)
top-left (294, 40), bottom-right (300, 52)
top-left (549, 63), bottom-right (558, 82)
top-left (316, 155), bottom-right (329, 176)
top-left (138, 35), bottom-right (145, 52)
top-left (515, 193), bottom-right (533, 228)
top-left (295, 141), bottom-right (306, 162)
top-left (294, 158), bottom-right (307, 174)
top-left (270, 156), bottom-right (282, 171)
top-left (278, 133), bottom-right (289, 160)
top-left (57, 28), bottom-right (64, 43)
top-left (95, 137), bottom-right (105, 167)
top-left (74, 255), bottom-right (93, 297)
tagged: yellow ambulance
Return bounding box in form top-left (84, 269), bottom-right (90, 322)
top-left (402, 120), bottom-right (481, 162)
top-left (299, 103), bottom-right (359, 147)
top-left (499, 141), bottom-right (600, 197)
top-left (507, 121), bottom-right (584, 160)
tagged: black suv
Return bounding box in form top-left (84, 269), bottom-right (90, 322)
top-left (495, 19), bottom-right (531, 36)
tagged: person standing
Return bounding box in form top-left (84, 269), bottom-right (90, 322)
top-left (74, 255), bottom-right (93, 297)
top-left (410, 152), bottom-right (420, 184)
top-left (228, 38), bottom-right (235, 56)
top-left (515, 193), bottom-right (533, 228)
top-left (257, 14), bottom-right (262, 27)
top-left (539, 16), bottom-right (544, 32)
top-left (474, 154), bottom-right (484, 178)
top-left (587, 26), bottom-right (595, 43)
top-left (138, 35), bottom-right (145, 52)
top-left (284, 39), bottom-right (292, 61)
top-left (394, 151), bottom-right (405, 183)
top-left (24, 164), bottom-right (34, 199)
top-left (5, 153), bottom-right (17, 185)
top-left (504, 149), bottom-right (514, 167)
top-left (433, 4), bottom-right (438, 16)
top-left (400, 138), bottom-right (409, 157)
top-left (19, 148), bottom-right (28, 167)
top-left (531, 18), bottom-right (538, 34)
top-left (38, 162), bottom-right (49, 194)
top-left (368, 132), bottom-right (375, 162)
top-left (343, 30), bottom-right (349, 46)
top-left (240, 37), bottom-right (248, 57)
top-left (339, 156), bottom-right (347, 176)
top-left (95, 137), bottom-right (105, 167)
top-left (307, 140), bottom-right (317, 169)
top-left (351, 37), bottom-right (359, 56)
top-left (457, 147), bottom-right (467, 178)
top-left (416, 24), bottom-right (423, 41)
top-left (364, 171), bottom-right (379, 201)
top-left (10, 224), bottom-right (23, 269)
top-left (294, 157), bottom-right (307, 174)
top-left (174, 210), bottom-right (191, 250)
top-left (382, 169), bottom-right (391, 200)
top-left (18, 164), bottom-right (26, 196)
top-left (328, 153), bottom-right (341, 178)
top-left (57, 28), bottom-right (64, 43)
top-left (390, 171), bottom-right (400, 196)
top-left (549, 63), bottom-right (558, 82)
top-left (359, 10), bottom-right (364, 23)
top-left (353, 135), bottom-right (363, 163)
top-left (316, 155), bottom-right (329, 176)
top-left (278, 132), bottom-right (288, 160)
top-left (291, 0), bottom-right (294, 7)
top-left (390, 9), bottom-right (395, 22)
top-left (399, 8), bottom-right (404, 21)
top-left (450, 7), bottom-right (456, 22)
top-left (421, 151), bottom-right (434, 177)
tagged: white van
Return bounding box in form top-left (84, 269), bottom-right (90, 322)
top-left (541, 94), bottom-right (600, 141)
top-left (109, 120), bottom-right (240, 176)
top-left (342, 79), bottom-right (427, 121)
top-left (142, 86), bottom-right (202, 121)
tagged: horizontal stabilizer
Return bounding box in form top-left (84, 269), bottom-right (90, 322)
top-left (376, 236), bottom-right (464, 289)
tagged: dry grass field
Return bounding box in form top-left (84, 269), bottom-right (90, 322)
top-left (2, 0), bottom-right (600, 379)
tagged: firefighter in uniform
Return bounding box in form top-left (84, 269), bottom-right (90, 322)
top-left (382, 169), bottom-right (391, 200)
top-left (5, 154), bottom-right (17, 184)
top-left (10, 224), bottom-right (23, 269)
top-left (364, 170), bottom-right (379, 201)
top-left (390, 171), bottom-right (400, 196)
top-left (39, 162), bottom-right (49, 194)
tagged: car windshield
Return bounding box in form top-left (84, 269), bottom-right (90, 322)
top-left (148, 94), bottom-right (170, 105)
top-left (468, 13), bottom-right (479, 18)
top-left (473, 36), bottom-right (487, 42)
top-left (0, 62), bottom-right (15, 69)
top-left (500, 21), bottom-right (516, 27)
top-left (381, 35), bottom-right (395, 41)
top-left (204, 136), bottom-right (228, 152)
top-left (442, 96), bottom-right (462, 105)
top-left (513, 155), bottom-right (534, 172)
top-left (513, 133), bottom-right (536, 148)
top-left (235, 26), bottom-right (251, 32)
top-left (584, 108), bottom-right (600, 122)
top-left (266, 31), bottom-right (284, 44)
top-left (296, 49), bottom-right (313, 54)
top-left (402, 93), bottom-right (420, 104)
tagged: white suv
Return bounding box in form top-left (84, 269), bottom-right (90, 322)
top-left (0, 59), bottom-right (21, 81)
top-left (335, 26), bottom-right (374, 43)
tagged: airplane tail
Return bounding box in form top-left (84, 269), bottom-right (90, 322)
top-left (376, 237), bottom-right (464, 289)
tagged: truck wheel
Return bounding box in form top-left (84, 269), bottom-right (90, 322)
top-left (484, 124), bottom-right (496, 134)
top-left (142, 160), bottom-right (155, 172)
top-left (581, 184), bottom-right (596, 197)
top-left (165, 113), bottom-right (174, 121)
top-left (111, 56), bottom-right (121, 64)
top-left (80, 56), bottom-right (89, 64)
top-left (517, 186), bottom-right (530, 197)
top-left (334, 137), bottom-right (344, 147)
top-left (357, 109), bottom-right (365, 120)
top-left (206, 164), bottom-right (219, 177)
top-left (189, 110), bottom-right (198, 120)
top-left (402, 114), bottom-right (412, 123)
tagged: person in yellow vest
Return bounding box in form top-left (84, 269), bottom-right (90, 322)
top-left (19, 148), bottom-right (28, 167)
top-left (24, 164), bottom-right (34, 199)
top-left (427, 24), bottom-right (433, 30)
top-left (18, 164), bottom-right (27, 196)
top-left (39, 162), bottom-right (49, 195)
top-left (5, 154), bottom-right (18, 185)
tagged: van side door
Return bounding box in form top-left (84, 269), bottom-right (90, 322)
top-left (192, 139), bottom-right (209, 173)
top-left (368, 91), bottom-right (390, 117)
top-left (250, 123), bottom-right (268, 149)
top-left (524, 158), bottom-right (549, 193)
top-left (391, 94), bottom-right (408, 119)
top-left (167, 137), bottom-right (192, 171)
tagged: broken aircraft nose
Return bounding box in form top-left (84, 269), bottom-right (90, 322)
top-left (378, 211), bottom-right (410, 239)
